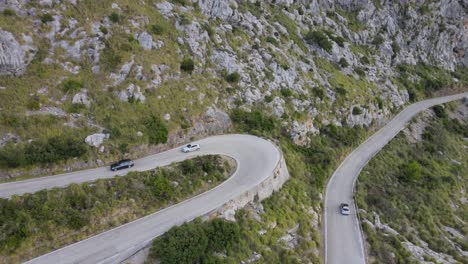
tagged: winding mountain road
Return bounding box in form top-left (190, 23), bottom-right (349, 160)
top-left (324, 92), bottom-right (468, 264)
top-left (1, 135), bottom-right (281, 264)
top-left (1, 92), bottom-right (466, 264)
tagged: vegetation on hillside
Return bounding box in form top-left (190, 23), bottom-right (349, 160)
top-left (150, 108), bottom-right (368, 263)
top-left (0, 155), bottom-right (232, 263)
top-left (356, 104), bottom-right (467, 263)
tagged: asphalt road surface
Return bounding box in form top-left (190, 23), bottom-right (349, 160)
top-left (324, 92), bottom-right (468, 264)
top-left (0, 134), bottom-right (281, 264)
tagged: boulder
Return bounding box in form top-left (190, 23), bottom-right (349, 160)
top-left (196, 0), bottom-right (233, 20)
top-left (118, 84), bottom-right (146, 103)
top-left (72, 89), bottom-right (92, 108)
top-left (0, 30), bottom-right (29, 75)
top-left (136, 31), bottom-right (163, 50)
top-left (85, 133), bottom-right (109, 148)
top-left (290, 120), bottom-right (319, 146)
top-left (156, 1), bottom-right (174, 16)
top-left (109, 60), bottom-right (134, 86)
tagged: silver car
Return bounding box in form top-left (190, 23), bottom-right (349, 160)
top-left (182, 143), bottom-right (201, 153)
top-left (340, 203), bottom-right (350, 215)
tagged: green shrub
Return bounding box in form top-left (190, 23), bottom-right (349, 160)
top-left (26, 96), bottom-right (41, 110)
top-left (305, 30), bottom-right (333, 52)
top-left (151, 219), bottom-right (240, 264)
top-left (201, 23), bottom-right (214, 37)
top-left (99, 26), bottom-right (108, 35)
top-left (230, 109), bottom-right (275, 135)
top-left (24, 135), bottom-right (87, 164)
top-left (266, 36), bottom-right (278, 45)
top-left (151, 170), bottom-right (175, 200)
top-left (352, 106), bottom-right (363, 115)
top-left (335, 86), bottom-right (347, 95)
top-left (0, 134), bottom-right (87, 168)
top-left (109, 12), bottom-right (120, 23)
top-left (101, 46), bottom-right (122, 71)
top-left (0, 144), bottom-right (26, 168)
top-left (40, 13), bottom-right (54, 23)
top-left (360, 56), bottom-right (370, 64)
top-left (225, 72), bottom-right (241, 83)
top-left (150, 24), bottom-right (164, 35)
top-left (180, 58), bottom-right (195, 73)
top-left (62, 79), bottom-right (83, 93)
top-left (179, 14), bottom-right (191, 25)
top-left (264, 95), bottom-right (274, 103)
top-left (372, 34), bottom-right (384, 46)
top-left (145, 114), bottom-right (168, 145)
top-left (339, 58), bottom-right (349, 68)
top-left (399, 160), bottom-right (422, 183)
top-left (432, 105), bottom-right (447, 119)
top-left (3, 9), bottom-right (16, 16)
top-left (355, 67), bottom-right (365, 77)
top-left (171, 0), bottom-right (188, 5)
top-left (312, 87), bottom-right (325, 99)
top-left (281, 88), bottom-right (293, 97)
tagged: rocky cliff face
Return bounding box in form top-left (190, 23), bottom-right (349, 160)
top-left (0, 30), bottom-right (28, 75)
top-left (0, 0), bottom-right (466, 163)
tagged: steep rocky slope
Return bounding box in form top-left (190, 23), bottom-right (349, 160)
top-left (357, 101), bottom-right (467, 263)
top-left (0, 0), bottom-right (466, 176)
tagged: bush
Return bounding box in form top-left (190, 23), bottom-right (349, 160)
top-left (151, 170), bottom-right (175, 200)
top-left (372, 34), bottom-right (384, 46)
top-left (432, 105), bottom-right (447, 119)
top-left (180, 58), bottom-right (195, 73)
top-left (305, 30), bottom-right (333, 52)
top-left (3, 9), bottom-right (16, 16)
top-left (151, 24), bottom-right (164, 35)
top-left (151, 219), bottom-right (240, 264)
top-left (225, 72), bottom-right (241, 83)
top-left (201, 23), bottom-right (214, 37)
top-left (0, 134), bottom-right (87, 168)
top-left (352, 106), bottom-right (363, 115)
top-left (62, 78), bottom-right (83, 93)
top-left (24, 135), bottom-right (87, 164)
top-left (179, 14), bottom-right (191, 25)
top-left (360, 56), bottom-right (370, 64)
top-left (101, 46), bottom-right (122, 71)
top-left (312, 87), bottom-right (325, 99)
top-left (355, 67), bottom-right (365, 77)
top-left (399, 160), bottom-right (422, 183)
top-left (99, 26), bottom-right (108, 35)
top-left (40, 13), bottom-right (54, 23)
top-left (230, 109), bottom-right (275, 135)
top-left (280, 88), bottom-right (293, 97)
top-left (339, 58), bottom-right (349, 68)
top-left (109, 12), bottom-right (120, 23)
top-left (266, 36), bottom-right (278, 45)
top-left (145, 114), bottom-right (168, 145)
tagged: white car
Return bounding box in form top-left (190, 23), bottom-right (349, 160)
top-left (182, 143), bottom-right (201, 153)
top-left (340, 203), bottom-right (350, 215)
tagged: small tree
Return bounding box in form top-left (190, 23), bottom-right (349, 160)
top-left (109, 12), bottom-right (120, 23)
top-left (225, 72), bottom-right (241, 83)
top-left (180, 58), bottom-right (195, 73)
top-left (41, 14), bottom-right (54, 23)
top-left (62, 78), bottom-right (83, 93)
top-left (150, 24), bottom-right (164, 35)
top-left (352, 106), bottom-right (363, 115)
top-left (305, 30), bottom-right (333, 52)
top-left (145, 114), bottom-right (168, 144)
top-left (400, 160), bottom-right (422, 183)
top-left (339, 58), bottom-right (349, 68)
